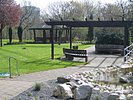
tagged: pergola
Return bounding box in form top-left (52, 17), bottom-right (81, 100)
top-left (45, 20), bottom-right (133, 59)
top-left (29, 23), bottom-right (69, 43)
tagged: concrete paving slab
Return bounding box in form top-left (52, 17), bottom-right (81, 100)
top-left (85, 57), bottom-right (106, 67)
top-left (99, 57), bottom-right (117, 67)
top-left (0, 80), bottom-right (34, 100)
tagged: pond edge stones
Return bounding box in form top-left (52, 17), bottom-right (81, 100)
top-left (53, 67), bottom-right (133, 100)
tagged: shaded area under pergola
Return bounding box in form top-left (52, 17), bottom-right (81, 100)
top-left (45, 20), bottom-right (133, 59)
top-left (29, 23), bottom-right (70, 43)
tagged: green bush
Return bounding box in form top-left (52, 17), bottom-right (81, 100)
top-left (95, 32), bottom-right (124, 45)
top-left (33, 83), bottom-right (41, 91)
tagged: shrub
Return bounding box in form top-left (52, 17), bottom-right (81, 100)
top-left (33, 83), bottom-right (41, 91)
top-left (95, 32), bottom-right (124, 45)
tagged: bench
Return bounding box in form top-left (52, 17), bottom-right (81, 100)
top-left (63, 48), bottom-right (88, 62)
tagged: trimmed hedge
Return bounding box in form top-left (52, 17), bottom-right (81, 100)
top-left (95, 32), bottom-right (124, 45)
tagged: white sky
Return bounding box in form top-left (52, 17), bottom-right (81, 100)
top-left (15, 0), bottom-right (120, 10)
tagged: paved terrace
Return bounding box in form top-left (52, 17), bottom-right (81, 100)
top-left (0, 46), bottom-right (124, 99)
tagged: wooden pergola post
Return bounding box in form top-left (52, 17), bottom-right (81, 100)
top-left (33, 29), bottom-right (36, 42)
top-left (70, 27), bottom-right (72, 49)
top-left (124, 26), bottom-right (129, 48)
top-left (50, 25), bottom-right (54, 59)
top-left (55, 29), bottom-right (58, 43)
top-left (43, 30), bottom-right (46, 43)
top-left (66, 29), bottom-right (69, 42)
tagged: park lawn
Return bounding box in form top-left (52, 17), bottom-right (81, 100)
top-left (0, 43), bottom-right (93, 75)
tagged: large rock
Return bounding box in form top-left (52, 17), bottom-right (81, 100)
top-left (127, 94), bottom-right (133, 100)
top-left (57, 76), bottom-right (71, 83)
top-left (66, 81), bottom-right (78, 90)
top-left (100, 91), bottom-right (110, 100)
top-left (119, 94), bottom-right (126, 100)
top-left (107, 93), bottom-right (119, 100)
top-left (119, 75), bottom-right (133, 83)
top-left (53, 84), bottom-right (73, 100)
top-left (73, 83), bottom-right (93, 100)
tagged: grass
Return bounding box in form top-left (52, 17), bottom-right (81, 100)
top-left (0, 43), bottom-right (93, 75)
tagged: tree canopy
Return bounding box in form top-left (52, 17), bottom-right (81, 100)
top-left (0, 0), bottom-right (21, 28)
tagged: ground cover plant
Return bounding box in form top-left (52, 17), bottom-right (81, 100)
top-left (0, 42), bottom-right (92, 75)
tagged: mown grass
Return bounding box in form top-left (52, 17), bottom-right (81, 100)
top-left (0, 43), bottom-right (93, 75)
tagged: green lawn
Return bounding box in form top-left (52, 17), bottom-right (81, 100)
top-left (0, 43), bottom-right (93, 75)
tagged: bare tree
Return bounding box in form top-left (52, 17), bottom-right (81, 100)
top-left (18, 0), bottom-right (40, 42)
top-left (42, 1), bottom-right (84, 20)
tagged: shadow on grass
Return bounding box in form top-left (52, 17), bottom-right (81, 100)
top-left (0, 48), bottom-right (33, 59)
top-left (23, 57), bottom-right (83, 69)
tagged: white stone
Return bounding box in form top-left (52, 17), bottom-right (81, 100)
top-left (53, 84), bottom-right (73, 100)
top-left (119, 94), bottom-right (126, 100)
top-left (53, 87), bottom-right (61, 97)
top-left (66, 81), bottom-right (78, 89)
top-left (100, 90), bottom-right (110, 98)
top-left (73, 83), bottom-right (93, 100)
top-left (127, 94), bottom-right (133, 100)
top-left (108, 93), bottom-right (119, 100)
top-left (92, 87), bottom-right (100, 95)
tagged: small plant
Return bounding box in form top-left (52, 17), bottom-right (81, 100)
top-left (95, 96), bottom-right (99, 100)
top-left (27, 92), bottom-right (32, 96)
top-left (17, 97), bottom-right (21, 100)
top-left (34, 96), bottom-right (38, 100)
top-left (33, 83), bottom-right (41, 91)
top-left (127, 97), bottom-right (131, 100)
top-left (123, 84), bottom-right (127, 90)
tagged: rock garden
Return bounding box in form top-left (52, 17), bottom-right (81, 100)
top-left (12, 62), bottom-right (133, 100)
top-left (53, 65), bottom-right (133, 100)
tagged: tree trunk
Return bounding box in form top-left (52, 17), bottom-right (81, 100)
top-left (17, 26), bottom-right (23, 42)
top-left (0, 24), bottom-right (4, 46)
top-left (9, 27), bottom-right (12, 44)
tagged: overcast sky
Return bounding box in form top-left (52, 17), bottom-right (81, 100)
top-left (15, 0), bottom-right (120, 10)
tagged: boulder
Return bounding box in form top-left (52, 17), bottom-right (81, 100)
top-left (119, 94), bottom-right (126, 100)
top-left (107, 93), bottom-right (119, 100)
top-left (73, 83), bottom-right (93, 100)
top-left (57, 76), bottom-right (70, 83)
top-left (127, 94), bottom-right (133, 100)
top-left (53, 84), bottom-right (73, 100)
top-left (66, 81), bottom-right (78, 93)
top-left (100, 91), bottom-right (110, 100)
top-left (92, 87), bottom-right (100, 95)
top-left (119, 75), bottom-right (133, 83)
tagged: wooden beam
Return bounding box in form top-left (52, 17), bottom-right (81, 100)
top-left (33, 30), bottom-right (36, 42)
top-left (46, 21), bottom-right (133, 27)
top-left (50, 25), bottom-right (54, 59)
top-left (43, 30), bottom-right (46, 43)
top-left (124, 26), bottom-right (129, 48)
top-left (55, 29), bottom-right (58, 43)
top-left (70, 27), bottom-right (72, 49)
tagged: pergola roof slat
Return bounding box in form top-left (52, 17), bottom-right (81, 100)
top-left (45, 20), bottom-right (133, 27)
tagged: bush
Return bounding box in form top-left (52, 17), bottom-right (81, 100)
top-left (33, 83), bottom-right (41, 91)
top-left (95, 32), bottom-right (124, 45)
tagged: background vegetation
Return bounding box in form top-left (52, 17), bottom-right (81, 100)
top-left (95, 32), bottom-right (124, 45)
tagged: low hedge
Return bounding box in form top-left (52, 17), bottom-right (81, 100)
top-left (95, 32), bottom-right (124, 45)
